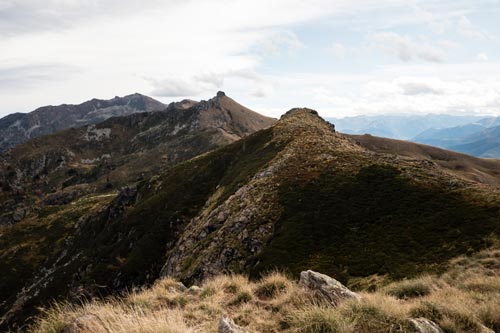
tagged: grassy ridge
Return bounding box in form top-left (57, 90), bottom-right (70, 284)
top-left (85, 127), bottom-right (282, 284)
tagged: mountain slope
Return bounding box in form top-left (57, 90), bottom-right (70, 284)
top-left (158, 110), bottom-right (499, 285)
top-left (349, 134), bottom-right (500, 186)
top-left (0, 93), bottom-right (276, 330)
top-left (1, 108), bottom-right (499, 331)
top-left (0, 92), bottom-right (275, 225)
top-left (0, 93), bottom-right (166, 152)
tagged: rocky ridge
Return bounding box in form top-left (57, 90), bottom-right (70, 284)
top-left (0, 92), bottom-right (275, 225)
top-left (159, 108), bottom-right (499, 284)
top-left (0, 93), bottom-right (166, 152)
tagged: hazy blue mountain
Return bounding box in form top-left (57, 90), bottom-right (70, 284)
top-left (412, 123), bottom-right (487, 148)
top-left (409, 117), bottom-right (500, 158)
top-left (450, 125), bottom-right (500, 158)
top-left (330, 114), bottom-right (500, 158)
top-left (329, 114), bottom-right (483, 140)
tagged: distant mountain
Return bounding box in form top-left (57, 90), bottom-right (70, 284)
top-left (0, 93), bottom-right (166, 152)
top-left (411, 117), bottom-right (500, 158)
top-left (412, 123), bottom-right (487, 148)
top-left (330, 114), bottom-right (500, 159)
top-left (450, 125), bottom-right (500, 158)
top-left (329, 114), bottom-right (482, 140)
top-left (2, 106), bottom-right (499, 330)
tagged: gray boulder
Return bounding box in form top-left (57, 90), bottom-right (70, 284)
top-left (218, 316), bottom-right (244, 333)
top-left (408, 317), bottom-right (443, 333)
top-left (299, 270), bottom-right (361, 306)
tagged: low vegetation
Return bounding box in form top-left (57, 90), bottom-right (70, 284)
top-left (31, 248), bottom-right (500, 333)
top-left (253, 165), bottom-right (500, 281)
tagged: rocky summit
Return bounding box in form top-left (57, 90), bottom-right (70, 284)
top-left (0, 101), bottom-right (499, 331)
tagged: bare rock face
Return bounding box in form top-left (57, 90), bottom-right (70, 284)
top-left (218, 316), bottom-right (244, 333)
top-left (299, 270), bottom-right (361, 306)
top-left (408, 318), bottom-right (443, 333)
top-left (61, 314), bottom-right (106, 333)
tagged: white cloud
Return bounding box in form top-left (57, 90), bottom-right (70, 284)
top-left (329, 43), bottom-right (346, 59)
top-left (1, 0), bottom-right (500, 118)
top-left (371, 32), bottom-right (446, 63)
top-left (148, 73), bottom-right (223, 98)
top-left (456, 15), bottom-right (496, 40)
top-left (309, 74), bottom-right (500, 117)
top-left (0, 63), bottom-right (79, 90)
top-left (477, 53), bottom-right (489, 62)
top-left (254, 30), bottom-right (304, 56)
top-left (398, 81), bottom-right (443, 96)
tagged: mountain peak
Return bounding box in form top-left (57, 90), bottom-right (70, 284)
top-left (281, 107), bottom-right (320, 119)
top-left (278, 107), bottom-right (336, 135)
top-left (216, 91), bottom-right (226, 98)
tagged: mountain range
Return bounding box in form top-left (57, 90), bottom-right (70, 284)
top-left (331, 114), bottom-right (500, 158)
top-left (0, 92), bottom-right (275, 225)
top-left (0, 93), bottom-right (166, 153)
top-left (1, 94), bottom-right (499, 331)
top-left (414, 121), bottom-right (500, 158)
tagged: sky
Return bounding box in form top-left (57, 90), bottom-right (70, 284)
top-left (1, 0), bottom-right (500, 118)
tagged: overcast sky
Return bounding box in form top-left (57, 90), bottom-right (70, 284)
top-left (1, 0), bottom-right (500, 118)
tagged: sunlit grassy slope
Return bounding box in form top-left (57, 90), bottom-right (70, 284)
top-left (32, 248), bottom-right (500, 333)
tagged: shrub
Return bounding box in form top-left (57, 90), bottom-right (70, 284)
top-left (224, 282), bottom-right (239, 294)
top-left (343, 301), bottom-right (411, 333)
top-left (410, 302), bottom-right (444, 322)
top-left (478, 302), bottom-right (500, 332)
top-left (200, 286), bottom-right (216, 299)
top-left (385, 278), bottom-right (434, 299)
top-left (288, 306), bottom-right (351, 333)
top-left (439, 310), bottom-right (481, 333)
top-left (255, 275), bottom-right (288, 300)
top-left (228, 291), bottom-right (252, 306)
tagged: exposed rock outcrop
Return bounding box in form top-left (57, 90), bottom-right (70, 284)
top-left (299, 270), bottom-right (361, 306)
top-left (408, 317), bottom-right (443, 333)
top-left (218, 316), bottom-right (244, 333)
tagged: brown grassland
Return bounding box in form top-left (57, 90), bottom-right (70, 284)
top-left (31, 247), bottom-right (500, 333)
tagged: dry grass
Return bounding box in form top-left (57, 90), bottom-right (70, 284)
top-left (31, 249), bottom-right (500, 333)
